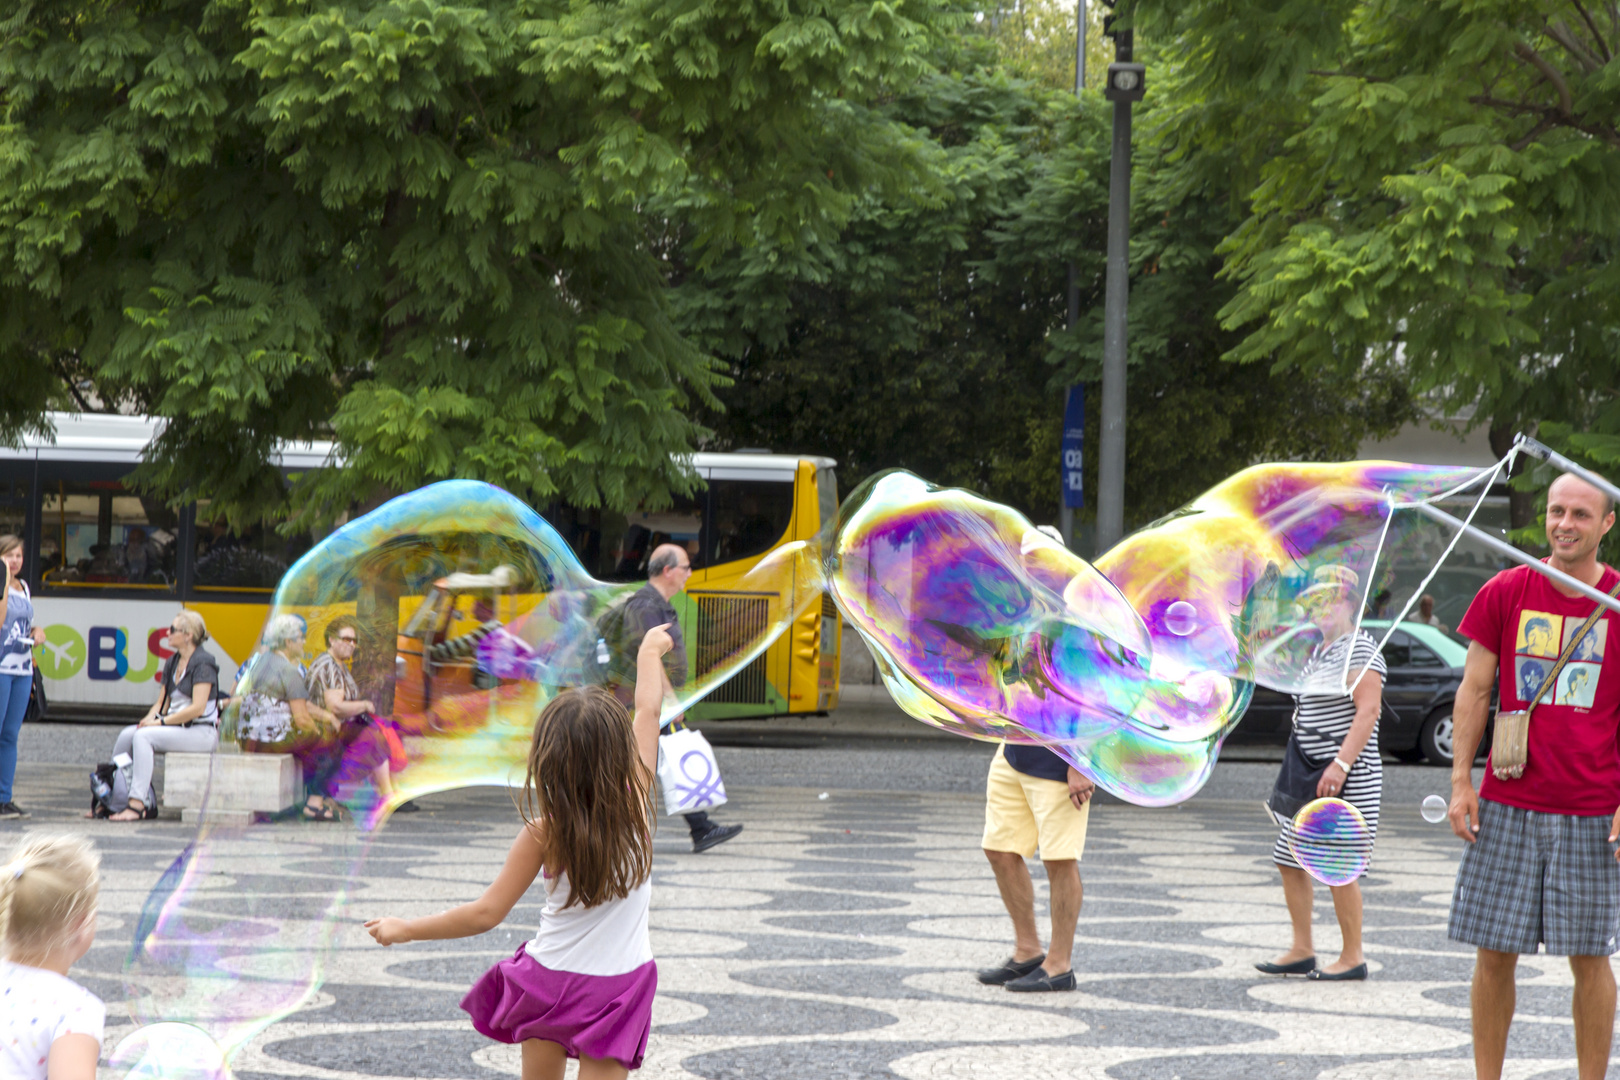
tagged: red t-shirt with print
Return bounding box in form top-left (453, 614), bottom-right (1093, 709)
top-left (1459, 562), bottom-right (1620, 816)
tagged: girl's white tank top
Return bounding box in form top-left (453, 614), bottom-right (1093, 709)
top-left (526, 871), bottom-right (652, 976)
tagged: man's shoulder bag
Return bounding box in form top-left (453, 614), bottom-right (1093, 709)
top-left (1492, 578), bottom-right (1620, 780)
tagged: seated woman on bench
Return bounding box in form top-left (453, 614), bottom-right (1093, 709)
top-left (104, 610), bottom-right (219, 822)
top-left (238, 613), bottom-right (342, 821)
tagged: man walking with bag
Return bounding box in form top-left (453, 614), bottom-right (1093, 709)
top-left (1448, 472), bottom-right (1620, 1080)
top-left (619, 543), bottom-right (743, 853)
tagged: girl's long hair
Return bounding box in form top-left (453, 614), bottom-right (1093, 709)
top-left (520, 686), bottom-right (653, 909)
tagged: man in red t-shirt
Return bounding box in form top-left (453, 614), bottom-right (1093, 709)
top-left (1448, 472), bottom-right (1619, 1080)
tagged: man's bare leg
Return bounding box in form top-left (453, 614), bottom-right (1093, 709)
top-left (1569, 953), bottom-right (1616, 1080)
top-left (984, 849), bottom-right (1043, 962)
top-left (1040, 858), bottom-right (1082, 976)
top-left (1471, 947), bottom-right (1518, 1080)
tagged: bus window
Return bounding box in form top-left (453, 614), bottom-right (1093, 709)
top-left (615, 497), bottom-right (702, 579)
top-left (192, 502), bottom-right (313, 592)
top-left (39, 481), bottom-right (177, 590)
top-left (708, 479), bottom-right (794, 565)
top-left (0, 477), bottom-right (26, 546)
top-left (816, 466), bottom-right (838, 531)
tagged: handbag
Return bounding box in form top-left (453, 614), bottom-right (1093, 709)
top-left (656, 727), bottom-right (727, 817)
top-left (1492, 579), bottom-right (1620, 780)
top-left (1267, 730), bottom-right (1330, 822)
top-left (24, 666), bottom-right (46, 723)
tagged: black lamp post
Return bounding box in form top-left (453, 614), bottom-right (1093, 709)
top-left (1094, 22), bottom-right (1143, 554)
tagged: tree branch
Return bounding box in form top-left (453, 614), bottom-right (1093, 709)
top-left (1569, 1), bottom-right (1613, 61)
top-left (53, 354), bottom-right (94, 413)
top-left (1543, 19), bottom-right (1605, 72)
top-left (1510, 116), bottom-right (1558, 151)
top-left (1513, 42), bottom-right (1574, 114)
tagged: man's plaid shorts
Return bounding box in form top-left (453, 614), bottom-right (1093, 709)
top-left (1449, 798), bottom-right (1620, 956)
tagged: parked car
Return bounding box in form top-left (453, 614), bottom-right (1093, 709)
top-left (1226, 620), bottom-right (1488, 766)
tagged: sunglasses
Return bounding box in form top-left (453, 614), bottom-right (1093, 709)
top-left (335, 635), bottom-right (358, 644)
top-left (168, 625), bottom-right (188, 635)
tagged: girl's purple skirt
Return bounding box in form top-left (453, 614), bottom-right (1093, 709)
top-left (461, 945), bottom-right (658, 1069)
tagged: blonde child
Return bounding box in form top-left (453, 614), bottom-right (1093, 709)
top-left (0, 835), bottom-right (103, 1080)
top-left (366, 625), bottom-right (671, 1080)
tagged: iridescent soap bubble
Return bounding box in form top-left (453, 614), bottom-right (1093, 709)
top-left (126, 479), bottom-right (820, 1069)
top-left (1286, 798), bottom-right (1373, 887)
top-left (107, 1022), bottom-right (230, 1080)
top-left (1421, 794), bottom-right (1449, 823)
top-left (1163, 601), bottom-right (1199, 636)
top-left (822, 462), bottom-right (1478, 806)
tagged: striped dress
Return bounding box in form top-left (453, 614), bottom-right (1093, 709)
top-left (1271, 630), bottom-right (1385, 872)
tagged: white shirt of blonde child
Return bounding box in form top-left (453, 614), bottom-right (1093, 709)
top-left (0, 959), bottom-right (105, 1080)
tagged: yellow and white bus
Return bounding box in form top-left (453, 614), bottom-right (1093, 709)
top-left (1, 413), bottom-right (841, 721)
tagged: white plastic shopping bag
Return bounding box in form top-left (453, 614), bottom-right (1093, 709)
top-left (657, 727), bottom-right (727, 816)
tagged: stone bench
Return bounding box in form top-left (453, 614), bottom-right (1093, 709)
top-left (162, 752), bottom-right (300, 824)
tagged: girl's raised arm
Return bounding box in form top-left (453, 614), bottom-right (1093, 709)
top-left (366, 823), bottom-right (544, 946)
top-left (634, 625), bottom-right (674, 775)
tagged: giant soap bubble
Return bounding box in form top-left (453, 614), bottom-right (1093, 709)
top-left (822, 462), bottom-right (1481, 805)
top-left (121, 479), bottom-right (821, 1068)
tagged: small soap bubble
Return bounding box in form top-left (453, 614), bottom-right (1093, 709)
top-left (1164, 600), bottom-right (1199, 637)
top-left (108, 1023), bottom-right (230, 1080)
top-left (1286, 798), bottom-right (1372, 887)
top-left (818, 792), bottom-right (829, 800)
top-left (1421, 794), bottom-right (1448, 823)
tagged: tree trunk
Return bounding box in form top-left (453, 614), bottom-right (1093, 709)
top-left (1489, 418), bottom-right (1540, 551)
top-left (354, 564), bottom-right (400, 717)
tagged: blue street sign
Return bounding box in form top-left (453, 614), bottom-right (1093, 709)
top-left (1062, 385), bottom-right (1084, 509)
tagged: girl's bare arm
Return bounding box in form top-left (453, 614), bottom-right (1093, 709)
top-left (366, 824), bottom-right (544, 945)
top-left (634, 625), bottom-right (674, 775)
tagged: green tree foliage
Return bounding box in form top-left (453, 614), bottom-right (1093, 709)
top-left (1130, 0), bottom-right (1620, 524)
top-left (683, 35), bottom-right (1414, 530)
top-left (0, 0), bottom-right (952, 525)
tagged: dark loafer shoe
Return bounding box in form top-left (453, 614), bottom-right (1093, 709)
top-left (1307, 963), bottom-right (1368, 982)
top-left (1254, 957), bottom-right (1317, 976)
top-left (692, 823), bottom-right (743, 853)
top-left (976, 954), bottom-right (1046, 986)
top-left (1005, 967), bottom-right (1077, 992)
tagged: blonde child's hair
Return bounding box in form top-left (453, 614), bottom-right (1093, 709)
top-left (1, 834), bottom-right (101, 958)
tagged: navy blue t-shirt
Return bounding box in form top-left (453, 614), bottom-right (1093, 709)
top-left (1003, 743), bottom-right (1071, 783)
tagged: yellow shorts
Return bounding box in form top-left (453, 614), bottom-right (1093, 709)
top-left (981, 744), bottom-right (1089, 861)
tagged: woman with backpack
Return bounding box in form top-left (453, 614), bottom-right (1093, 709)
top-left (101, 610), bottom-right (220, 822)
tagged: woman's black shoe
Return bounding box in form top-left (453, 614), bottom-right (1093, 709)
top-left (976, 954), bottom-right (1045, 985)
top-left (1254, 956), bottom-right (1317, 975)
top-left (1307, 963), bottom-right (1368, 981)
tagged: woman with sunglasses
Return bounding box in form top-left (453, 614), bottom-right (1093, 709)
top-left (104, 609), bottom-right (220, 822)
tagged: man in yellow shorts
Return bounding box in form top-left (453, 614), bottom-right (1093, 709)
top-left (977, 741), bottom-right (1095, 992)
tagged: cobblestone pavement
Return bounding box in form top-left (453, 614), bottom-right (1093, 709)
top-left (3, 725), bottom-right (1606, 1080)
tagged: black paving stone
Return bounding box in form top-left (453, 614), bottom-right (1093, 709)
top-left (656, 992), bottom-right (897, 1036)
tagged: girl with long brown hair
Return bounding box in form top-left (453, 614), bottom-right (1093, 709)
top-left (365, 624), bottom-right (670, 1080)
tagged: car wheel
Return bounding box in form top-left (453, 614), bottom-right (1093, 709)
top-left (1419, 711), bottom-right (1454, 767)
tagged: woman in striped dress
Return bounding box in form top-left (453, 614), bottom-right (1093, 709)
top-left (1256, 565), bottom-right (1386, 982)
